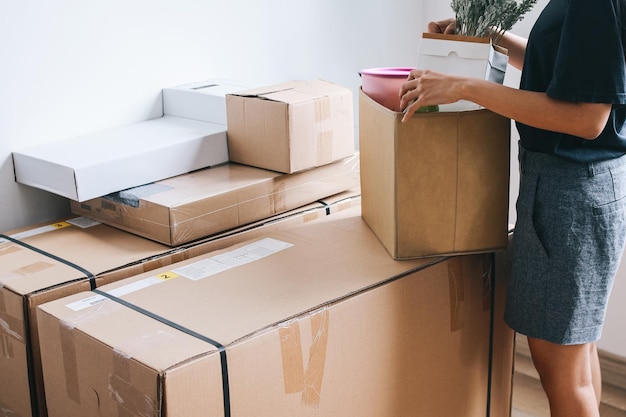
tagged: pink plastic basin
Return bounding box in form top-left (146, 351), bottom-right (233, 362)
top-left (360, 67), bottom-right (414, 112)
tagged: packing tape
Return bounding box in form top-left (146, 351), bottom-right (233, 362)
top-left (0, 333), bottom-right (14, 359)
top-left (60, 322), bottom-right (80, 404)
top-left (58, 301), bottom-right (123, 406)
top-left (279, 307), bottom-right (330, 409)
top-left (302, 308), bottom-right (329, 408)
top-left (0, 311), bottom-right (23, 346)
top-left (314, 96), bottom-right (331, 123)
top-left (0, 245), bottom-right (22, 257)
top-left (0, 291), bottom-right (23, 358)
top-left (0, 234), bottom-right (98, 290)
top-left (111, 349), bottom-right (156, 417)
top-left (271, 181), bottom-right (287, 214)
top-left (278, 322), bottom-right (305, 394)
top-left (448, 257), bottom-right (465, 332)
top-left (91, 289), bottom-right (232, 417)
top-left (316, 131), bottom-right (334, 166)
top-left (0, 397), bottom-right (24, 417)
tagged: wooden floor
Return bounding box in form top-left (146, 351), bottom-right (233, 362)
top-left (511, 336), bottom-right (626, 417)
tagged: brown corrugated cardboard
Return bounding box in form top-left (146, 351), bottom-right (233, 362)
top-left (359, 88), bottom-right (510, 260)
top-left (70, 154), bottom-right (360, 246)
top-left (12, 116), bottom-right (229, 202)
top-left (37, 206), bottom-right (514, 417)
top-left (225, 80), bottom-right (355, 173)
top-left (0, 192), bottom-right (360, 417)
top-left (0, 219), bottom-right (171, 417)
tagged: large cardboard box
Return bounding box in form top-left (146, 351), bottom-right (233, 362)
top-left (0, 219), bottom-right (172, 417)
top-left (416, 33), bottom-right (509, 112)
top-left (12, 116), bottom-right (229, 202)
top-left (225, 80), bottom-right (355, 173)
top-left (37, 206), bottom-right (514, 417)
top-left (359, 89), bottom-right (510, 260)
top-left (69, 154), bottom-right (360, 246)
top-left (163, 79), bottom-right (251, 125)
top-left (0, 192), bottom-right (360, 417)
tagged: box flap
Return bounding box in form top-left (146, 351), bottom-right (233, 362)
top-left (228, 80), bottom-right (349, 105)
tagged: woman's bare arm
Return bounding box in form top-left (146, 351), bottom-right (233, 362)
top-left (400, 71), bottom-right (612, 139)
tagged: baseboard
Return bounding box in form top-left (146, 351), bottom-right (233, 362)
top-left (600, 349), bottom-right (626, 390)
top-left (515, 334), bottom-right (626, 391)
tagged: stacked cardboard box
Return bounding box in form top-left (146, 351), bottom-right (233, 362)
top-left (36, 206), bottom-right (514, 417)
top-left (70, 154), bottom-right (359, 246)
top-left (0, 191), bottom-right (360, 417)
top-left (8, 75), bottom-right (517, 417)
top-left (226, 80), bottom-right (356, 173)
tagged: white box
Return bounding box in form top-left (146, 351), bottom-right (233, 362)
top-left (416, 33), bottom-right (508, 112)
top-left (163, 79), bottom-right (250, 125)
top-left (13, 116), bottom-right (229, 202)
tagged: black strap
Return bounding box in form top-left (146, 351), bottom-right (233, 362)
top-left (316, 200), bottom-right (331, 215)
top-left (1, 233), bottom-right (231, 417)
top-left (1, 233), bottom-right (97, 289)
top-left (92, 289), bottom-right (231, 417)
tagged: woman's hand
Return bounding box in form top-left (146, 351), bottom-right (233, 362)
top-left (398, 18), bottom-right (459, 122)
top-left (427, 18), bottom-right (456, 34)
top-left (399, 69), bottom-right (467, 122)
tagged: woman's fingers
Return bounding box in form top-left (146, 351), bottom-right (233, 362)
top-left (427, 18), bottom-right (456, 34)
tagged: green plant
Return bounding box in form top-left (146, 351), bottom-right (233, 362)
top-left (451, 0), bottom-right (537, 44)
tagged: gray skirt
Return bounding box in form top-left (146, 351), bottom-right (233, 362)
top-left (504, 145), bottom-right (626, 345)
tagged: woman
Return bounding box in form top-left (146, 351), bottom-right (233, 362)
top-left (400, 2), bottom-right (626, 417)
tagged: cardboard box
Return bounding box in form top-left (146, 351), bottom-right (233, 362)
top-left (69, 154), bottom-right (360, 246)
top-left (416, 33), bottom-right (509, 112)
top-left (37, 206), bottom-right (514, 417)
top-left (12, 116), bottom-right (229, 202)
top-left (226, 80), bottom-right (355, 173)
top-left (0, 218), bottom-right (173, 417)
top-left (359, 89), bottom-right (510, 260)
top-left (163, 79), bottom-right (251, 125)
top-left (0, 192), bottom-right (360, 417)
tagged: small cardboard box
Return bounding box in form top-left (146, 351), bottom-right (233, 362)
top-left (226, 80), bottom-right (355, 173)
top-left (359, 89), bottom-right (510, 260)
top-left (37, 206), bottom-right (514, 417)
top-left (163, 79), bottom-right (251, 125)
top-left (0, 193), bottom-right (359, 417)
top-left (70, 154), bottom-right (360, 246)
top-left (13, 116), bottom-right (229, 202)
top-left (416, 33), bottom-right (509, 112)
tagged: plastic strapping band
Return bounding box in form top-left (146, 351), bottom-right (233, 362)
top-left (0, 234), bottom-right (97, 290)
top-left (1, 233), bottom-right (99, 417)
top-left (316, 200), bottom-right (331, 216)
top-left (1, 234), bottom-right (232, 416)
top-left (91, 289), bottom-right (231, 417)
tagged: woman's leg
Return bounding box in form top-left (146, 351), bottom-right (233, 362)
top-left (589, 342), bottom-right (602, 406)
top-left (527, 336), bottom-right (600, 417)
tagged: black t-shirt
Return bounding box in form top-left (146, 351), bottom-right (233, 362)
top-left (516, 0), bottom-right (626, 162)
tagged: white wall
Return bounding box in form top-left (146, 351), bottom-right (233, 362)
top-left (1, 1), bottom-right (624, 357)
top-left (0, 0), bottom-right (425, 233)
